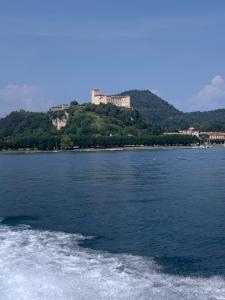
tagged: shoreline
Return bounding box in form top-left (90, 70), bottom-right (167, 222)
top-left (0, 144), bottom-right (224, 154)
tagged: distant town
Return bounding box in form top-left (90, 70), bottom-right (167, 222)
top-left (164, 127), bottom-right (225, 142)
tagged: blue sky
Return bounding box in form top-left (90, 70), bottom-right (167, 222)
top-left (0, 0), bottom-right (225, 116)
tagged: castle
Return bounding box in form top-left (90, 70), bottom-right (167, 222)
top-left (91, 88), bottom-right (131, 108)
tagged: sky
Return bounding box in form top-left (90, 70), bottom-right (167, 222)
top-left (0, 0), bottom-right (225, 116)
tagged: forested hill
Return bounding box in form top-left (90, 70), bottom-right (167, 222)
top-left (0, 102), bottom-right (199, 150)
top-left (118, 90), bottom-right (225, 131)
top-left (118, 90), bottom-right (181, 121)
top-left (1, 90), bottom-right (225, 142)
top-left (184, 109), bottom-right (225, 131)
top-left (0, 102), bottom-right (151, 139)
top-left (0, 111), bottom-right (53, 138)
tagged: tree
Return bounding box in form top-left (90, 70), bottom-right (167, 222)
top-left (60, 135), bottom-right (73, 150)
top-left (70, 100), bottom-right (79, 106)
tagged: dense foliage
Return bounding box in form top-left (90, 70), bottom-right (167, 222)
top-left (184, 109), bottom-right (225, 131)
top-left (64, 102), bottom-right (151, 136)
top-left (1, 89), bottom-right (225, 150)
top-left (0, 110), bottom-right (54, 137)
top-left (0, 134), bottom-right (198, 150)
top-left (119, 90), bottom-right (182, 127)
top-left (0, 101), bottom-right (199, 150)
top-left (119, 90), bottom-right (225, 131)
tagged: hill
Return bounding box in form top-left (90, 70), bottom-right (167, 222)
top-left (63, 102), bottom-right (151, 136)
top-left (1, 90), bottom-right (225, 136)
top-left (0, 111), bottom-right (53, 137)
top-left (118, 90), bottom-right (186, 130)
top-left (1, 89), bottom-right (225, 150)
top-left (0, 102), bottom-right (197, 150)
top-left (0, 102), bottom-right (151, 148)
top-left (184, 109), bottom-right (225, 131)
top-left (0, 104), bottom-right (150, 140)
top-left (118, 90), bottom-right (225, 131)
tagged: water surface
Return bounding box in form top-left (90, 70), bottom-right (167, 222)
top-left (0, 148), bottom-right (225, 299)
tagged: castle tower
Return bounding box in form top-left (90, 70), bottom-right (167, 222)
top-left (91, 88), bottom-right (101, 104)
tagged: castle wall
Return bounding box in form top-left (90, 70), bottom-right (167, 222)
top-left (91, 89), bottom-right (130, 108)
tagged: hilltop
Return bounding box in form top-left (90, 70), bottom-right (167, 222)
top-left (118, 90), bottom-right (185, 130)
top-left (118, 90), bottom-right (225, 131)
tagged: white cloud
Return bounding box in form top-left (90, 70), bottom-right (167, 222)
top-left (0, 84), bottom-right (51, 117)
top-left (189, 75), bottom-right (225, 111)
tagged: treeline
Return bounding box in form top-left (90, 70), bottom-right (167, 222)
top-left (0, 134), bottom-right (199, 150)
top-left (0, 111), bottom-right (54, 137)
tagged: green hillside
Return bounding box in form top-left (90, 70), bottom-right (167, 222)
top-left (118, 90), bottom-right (186, 130)
top-left (0, 111), bottom-right (53, 137)
top-left (63, 102), bottom-right (150, 136)
top-left (184, 109), bottom-right (225, 131)
top-left (119, 90), bottom-right (181, 119)
top-left (118, 90), bottom-right (225, 131)
top-left (0, 101), bottom-right (198, 150)
top-left (1, 89), bottom-right (225, 150)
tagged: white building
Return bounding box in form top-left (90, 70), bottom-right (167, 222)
top-left (50, 104), bottom-right (70, 112)
top-left (180, 127), bottom-right (200, 137)
top-left (91, 88), bottom-right (131, 108)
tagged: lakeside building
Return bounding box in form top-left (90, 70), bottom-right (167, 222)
top-left (91, 88), bottom-right (131, 108)
top-left (50, 104), bottom-right (70, 112)
top-left (180, 127), bottom-right (200, 137)
top-left (164, 127), bottom-right (200, 137)
top-left (201, 132), bottom-right (225, 140)
top-left (164, 128), bottom-right (225, 141)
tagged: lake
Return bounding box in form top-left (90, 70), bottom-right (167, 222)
top-left (0, 148), bottom-right (225, 299)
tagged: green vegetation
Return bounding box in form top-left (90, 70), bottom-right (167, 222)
top-left (118, 90), bottom-right (183, 130)
top-left (119, 90), bottom-right (225, 131)
top-left (1, 89), bottom-right (225, 150)
top-left (60, 134), bottom-right (73, 150)
top-left (184, 109), bottom-right (225, 131)
top-left (0, 101), bottom-right (198, 150)
top-left (0, 110), bottom-right (53, 137)
top-left (0, 134), bottom-right (198, 151)
top-left (64, 102), bottom-right (151, 136)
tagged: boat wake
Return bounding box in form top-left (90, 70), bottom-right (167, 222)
top-left (0, 223), bottom-right (224, 300)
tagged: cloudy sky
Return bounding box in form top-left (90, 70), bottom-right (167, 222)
top-left (0, 0), bottom-right (225, 116)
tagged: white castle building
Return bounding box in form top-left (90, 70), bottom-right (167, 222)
top-left (50, 104), bottom-right (70, 112)
top-left (91, 88), bottom-right (131, 108)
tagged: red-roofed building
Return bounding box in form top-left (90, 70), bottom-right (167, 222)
top-left (201, 132), bottom-right (225, 140)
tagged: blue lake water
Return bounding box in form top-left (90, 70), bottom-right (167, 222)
top-left (0, 148), bottom-right (225, 299)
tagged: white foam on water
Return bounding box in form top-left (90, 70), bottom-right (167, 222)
top-left (0, 224), bottom-right (224, 300)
